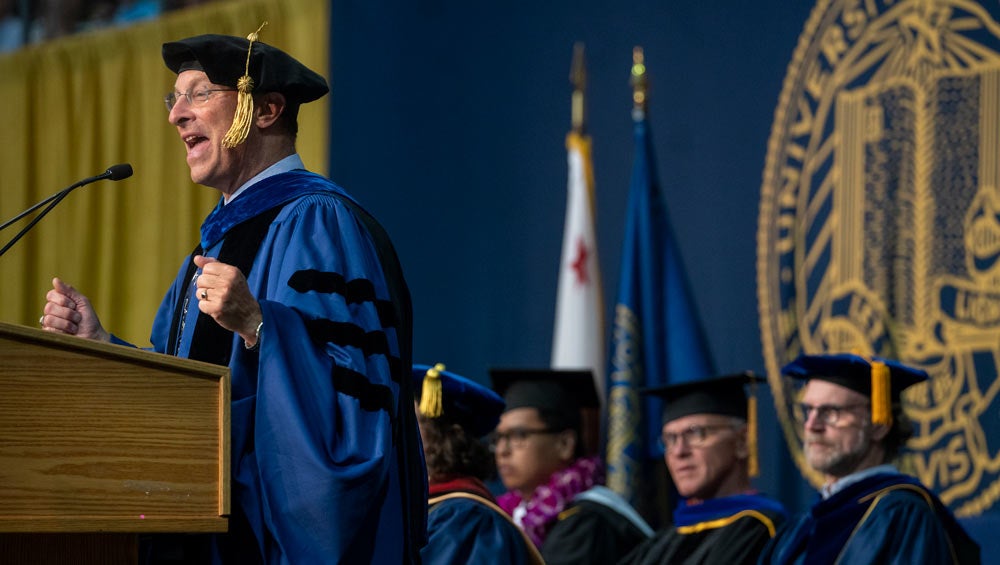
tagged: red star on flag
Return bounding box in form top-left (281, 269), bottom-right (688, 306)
top-left (571, 237), bottom-right (589, 285)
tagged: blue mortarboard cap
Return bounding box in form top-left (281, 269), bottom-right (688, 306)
top-left (412, 363), bottom-right (505, 438)
top-left (162, 33), bottom-right (329, 105)
top-left (781, 353), bottom-right (927, 398)
top-left (782, 353), bottom-right (928, 426)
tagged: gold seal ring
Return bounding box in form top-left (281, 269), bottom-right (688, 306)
top-left (200, 289), bottom-right (208, 300)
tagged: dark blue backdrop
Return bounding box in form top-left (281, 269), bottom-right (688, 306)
top-left (327, 1), bottom-right (993, 552)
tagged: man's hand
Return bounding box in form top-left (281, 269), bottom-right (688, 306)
top-left (193, 255), bottom-right (263, 347)
top-left (41, 277), bottom-right (110, 342)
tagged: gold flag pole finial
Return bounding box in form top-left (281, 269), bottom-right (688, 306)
top-left (630, 46), bottom-right (647, 112)
top-left (570, 42), bottom-right (587, 133)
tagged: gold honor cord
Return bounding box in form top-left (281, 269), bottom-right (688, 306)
top-left (674, 509), bottom-right (778, 538)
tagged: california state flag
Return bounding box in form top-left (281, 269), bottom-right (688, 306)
top-left (551, 130), bottom-right (605, 404)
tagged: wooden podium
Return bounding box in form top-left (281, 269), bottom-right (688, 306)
top-left (0, 322), bottom-right (230, 564)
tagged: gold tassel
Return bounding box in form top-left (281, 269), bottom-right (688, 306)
top-left (419, 363), bottom-right (446, 419)
top-left (870, 360), bottom-right (893, 426)
top-left (222, 21), bottom-right (268, 148)
top-left (747, 393), bottom-right (759, 478)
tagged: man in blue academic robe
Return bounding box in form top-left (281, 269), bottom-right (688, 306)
top-left (618, 373), bottom-right (786, 565)
top-left (40, 31), bottom-right (426, 564)
top-left (758, 354), bottom-right (979, 565)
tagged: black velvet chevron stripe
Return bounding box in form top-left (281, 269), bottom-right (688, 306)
top-left (322, 184), bottom-right (423, 562)
top-left (287, 269), bottom-right (398, 328)
top-left (331, 365), bottom-right (395, 416)
top-left (304, 318), bottom-right (403, 380)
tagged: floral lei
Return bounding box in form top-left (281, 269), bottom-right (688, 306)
top-left (497, 455), bottom-right (604, 548)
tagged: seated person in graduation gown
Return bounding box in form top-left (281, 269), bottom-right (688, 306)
top-left (758, 354), bottom-right (980, 565)
top-left (618, 372), bottom-right (787, 565)
top-left (490, 369), bottom-right (652, 565)
top-left (40, 29), bottom-right (426, 564)
top-left (413, 363), bottom-right (544, 565)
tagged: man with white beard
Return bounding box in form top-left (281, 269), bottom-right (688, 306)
top-left (758, 353), bottom-right (979, 565)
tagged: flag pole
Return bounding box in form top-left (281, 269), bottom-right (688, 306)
top-left (570, 42), bottom-right (587, 133)
top-left (553, 40), bottom-right (606, 452)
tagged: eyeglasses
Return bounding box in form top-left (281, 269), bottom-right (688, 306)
top-left (797, 403), bottom-right (869, 426)
top-left (164, 88), bottom-right (236, 112)
top-left (488, 427), bottom-right (558, 452)
top-left (660, 424), bottom-right (734, 450)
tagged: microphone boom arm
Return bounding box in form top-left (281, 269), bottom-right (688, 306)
top-left (0, 164), bottom-right (132, 257)
top-left (0, 175), bottom-right (102, 232)
top-left (0, 190), bottom-right (73, 257)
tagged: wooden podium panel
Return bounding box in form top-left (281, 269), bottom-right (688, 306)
top-left (0, 322), bottom-right (230, 534)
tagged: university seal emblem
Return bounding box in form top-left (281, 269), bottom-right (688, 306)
top-left (758, 0), bottom-right (1000, 516)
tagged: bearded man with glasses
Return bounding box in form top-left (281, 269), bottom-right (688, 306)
top-left (619, 372), bottom-right (787, 565)
top-left (759, 353), bottom-right (979, 564)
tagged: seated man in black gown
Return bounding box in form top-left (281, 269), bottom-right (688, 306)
top-left (619, 372), bottom-right (786, 565)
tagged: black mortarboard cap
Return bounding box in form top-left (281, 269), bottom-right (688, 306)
top-left (162, 33), bottom-right (329, 106)
top-left (641, 371), bottom-right (765, 424)
top-left (489, 368), bottom-right (598, 430)
top-left (642, 371), bottom-right (765, 476)
top-left (782, 353), bottom-right (928, 425)
top-left (412, 363), bottom-right (505, 438)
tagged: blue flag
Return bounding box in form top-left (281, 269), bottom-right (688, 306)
top-left (605, 106), bottom-right (715, 506)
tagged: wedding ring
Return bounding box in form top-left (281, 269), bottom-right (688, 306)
top-left (39, 315), bottom-right (45, 326)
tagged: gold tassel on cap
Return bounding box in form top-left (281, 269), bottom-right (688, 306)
top-left (870, 360), bottom-right (893, 426)
top-left (419, 363), bottom-right (446, 419)
top-left (222, 21), bottom-right (268, 149)
top-left (747, 391), bottom-right (759, 478)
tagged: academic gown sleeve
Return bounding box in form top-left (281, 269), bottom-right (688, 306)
top-left (757, 515), bottom-right (807, 565)
top-left (757, 489), bottom-right (972, 565)
top-left (423, 498), bottom-right (531, 565)
top-left (619, 515), bottom-right (777, 565)
top-left (150, 190), bottom-right (420, 564)
top-left (698, 515), bottom-right (778, 565)
top-left (834, 489), bottom-right (963, 565)
top-left (617, 530), bottom-right (667, 565)
top-left (542, 500), bottom-right (648, 565)
top-left (242, 194), bottom-right (414, 564)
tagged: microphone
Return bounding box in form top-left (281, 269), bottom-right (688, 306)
top-left (0, 163), bottom-right (133, 257)
top-left (105, 163), bottom-right (134, 181)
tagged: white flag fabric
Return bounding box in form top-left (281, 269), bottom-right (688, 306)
top-left (551, 130), bottom-right (605, 404)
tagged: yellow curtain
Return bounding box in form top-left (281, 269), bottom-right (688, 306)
top-left (0, 0), bottom-right (329, 345)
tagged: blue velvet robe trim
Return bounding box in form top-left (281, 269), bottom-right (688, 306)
top-left (199, 170), bottom-right (351, 249)
top-left (674, 493), bottom-right (787, 528)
